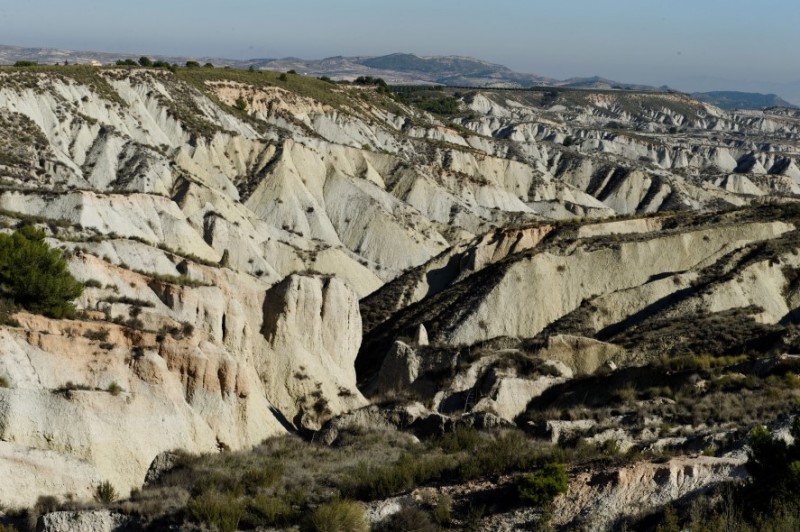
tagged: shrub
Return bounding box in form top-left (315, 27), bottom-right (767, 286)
top-left (375, 504), bottom-right (437, 532)
top-left (185, 61), bottom-right (200, 68)
top-left (101, 296), bottom-right (154, 307)
top-left (234, 96), bottom-right (248, 112)
top-left (436, 426), bottom-right (481, 453)
top-left (188, 492), bottom-right (246, 532)
top-left (411, 95), bottom-right (459, 115)
top-left (340, 452), bottom-right (453, 500)
top-left (741, 420), bottom-right (800, 514)
top-left (0, 298), bottom-right (19, 326)
top-left (13, 60), bottom-right (37, 67)
top-left (459, 430), bottom-right (536, 479)
top-left (613, 386), bottom-right (637, 404)
top-left (246, 495), bottom-right (296, 527)
top-left (432, 494), bottom-right (452, 526)
top-left (34, 494), bottom-right (60, 514)
top-left (517, 463), bottom-right (568, 506)
top-left (83, 328), bottom-right (109, 341)
top-left (310, 499), bottom-right (368, 532)
top-left (0, 375), bottom-right (9, 388)
top-left (94, 481), bottom-right (118, 504)
top-left (0, 226), bottom-right (84, 318)
top-left (240, 463), bottom-right (284, 493)
top-left (107, 382), bottom-right (123, 396)
top-left (138, 56), bottom-right (153, 67)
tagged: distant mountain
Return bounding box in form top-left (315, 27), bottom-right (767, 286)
top-left (360, 53), bottom-right (502, 75)
top-left (3, 44), bottom-right (796, 105)
top-left (249, 53), bottom-right (556, 87)
top-left (692, 91), bottom-right (798, 110)
top-left (560, 76), bottom-right (672, 92)
top-left (0, 44), bottom-right (239, 68)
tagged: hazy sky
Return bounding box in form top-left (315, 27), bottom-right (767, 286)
top-left (2, 0), bottom-right (800, 101)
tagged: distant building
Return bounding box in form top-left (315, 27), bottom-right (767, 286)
top-left (89, 60), bottom-right (102, 67)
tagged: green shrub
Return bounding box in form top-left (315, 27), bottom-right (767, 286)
top-left (432, 494), bottom-right (452, 526)
top-left (517, 463), bottom-right (568, 506)
top-left (340, 452), bottom-right (453, 500)
top-left (94, 481), bottom-right (118, 504)
top-left (188, 492), bottom-right (245, 532)
top-left (34, 494), bottom-right (60, 514)
top-left (234, 96), bottom-right (248, 112)
top-left (13, 61), bottom-right (37, 67)
top-left (375, 504), bottom-right (437, 532)
top-left (185, 61), bottom-right (200, 68)
top-left (657, 504), bottom-right (680, 532)
top-left (83, 328), bottom-right (109, 341)
top-left (459, 430), bottom-right (536, 480)
top-left (0, 375), bottom-right (8, 388)
top-left (310, 499), bottom-right (368, 532)
top-left (0, 226), bottom-right (83, 318)
top-left (613, 386), bottom-right (637, 404)
top-left (246, 495), bottom-right (296, 527)
top-left (107, 382), bottom-right (123, 396)
top-left (741, 420), bottom-right (800, 513)
top-left (436, 426), bottom-right (481, 453)
top-left (240, 463), bottom-right (284, 493)
top-left (0, 298), bottom-right (19, 326)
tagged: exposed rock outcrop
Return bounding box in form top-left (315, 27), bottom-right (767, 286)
top-left (38, 510), bottom-right (131, 532)
top-left (553, 456), bottom-right (747, 530)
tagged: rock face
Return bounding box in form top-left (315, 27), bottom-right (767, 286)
top-left (260, 274), bottom-right (366, 428)
top-left (357, 205), bottom-right (800, 457)
top-left (359, 211), bottom-right (797, 374)
top-left (446, 219), bottom-right (792, 345)
top-left (0, 311), bottom-right (283, 506)
top-left (0, 271), bottom-right (363, 505)
top-left (537, 335), bottom-right (627, 376)
top-left (376, 341), bottom-right (421, 396)
top-left (553, 457), bottom-right (747, 530)
top-left (38, 510), bottom-right (131, 532)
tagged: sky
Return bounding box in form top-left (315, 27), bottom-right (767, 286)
top-left (2, 0), bottom-right (800, 102)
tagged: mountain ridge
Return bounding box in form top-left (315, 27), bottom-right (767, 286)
top-left (3, 44), bottom-right (797, 109)
top-left (692, 90), bottom-right (798, 110)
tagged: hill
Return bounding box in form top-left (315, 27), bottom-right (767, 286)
top-left (693, 90), bottom-right (798, 110)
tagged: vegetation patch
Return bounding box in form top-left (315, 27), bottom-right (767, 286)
top-left (516, 462), bottom-right (568, 506)
top-left (0, 226), bottom-right (84, 318)
top-left (104, 428), bottom-right (577, 530)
